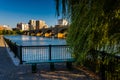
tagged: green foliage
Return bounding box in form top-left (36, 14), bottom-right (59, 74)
top-left (56, 1), bottom-right (120, 79)
top-left (56, 0), bottom-right (120, 64)
top-left (0, 30), bottom-right (22, 35)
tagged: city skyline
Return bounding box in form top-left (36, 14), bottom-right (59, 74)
top-left (0, 0), bottom-right (61, 28)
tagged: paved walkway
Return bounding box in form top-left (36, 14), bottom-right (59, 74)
top-left (0, 35), bottom-right (97, 80)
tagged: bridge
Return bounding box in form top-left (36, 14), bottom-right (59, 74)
top-left (23, 25), bottom-right (68, 38)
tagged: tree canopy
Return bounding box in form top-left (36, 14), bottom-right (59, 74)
top-left (55, 0), bottom-right (120, 64)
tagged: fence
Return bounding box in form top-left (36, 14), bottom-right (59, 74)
top-left (4, 37), bottom-right (73, 64)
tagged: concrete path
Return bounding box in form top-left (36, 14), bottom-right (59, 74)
top-left (0, 35), bottom-right (97, 80)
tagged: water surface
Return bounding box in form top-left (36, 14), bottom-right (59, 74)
top-left (4, 35), bottom-right (66, 46)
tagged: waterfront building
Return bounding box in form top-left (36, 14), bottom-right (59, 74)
top-left (28, 19), bottom-right (48, 30)
top-left (29, 19), bottom-right (36, 30)
top-left (58, 19), bottom-right (68, 26)
top-left (17, 23), bottom-right (29, 31)
top-left (36, 20), bottom-right (48, 29)
top-left (55, 19), bottom-right (69, 28)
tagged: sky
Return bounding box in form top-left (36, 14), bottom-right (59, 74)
top-left (0, 0), bottom-right (60, 28)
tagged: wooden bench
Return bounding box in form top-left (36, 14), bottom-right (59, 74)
top-left (24, 59), bottom-right (75, 73)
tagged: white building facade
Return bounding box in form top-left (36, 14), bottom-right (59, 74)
top-left (17, 23), bottom-right (29, 31)
top-left (29, 19), bottom-right (36, 30)
top-left (58, 19), bottom-right (68, 26)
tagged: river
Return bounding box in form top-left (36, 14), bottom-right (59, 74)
top-left (4, 35), bottom-right (66, 46)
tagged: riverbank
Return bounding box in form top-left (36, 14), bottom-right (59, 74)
top-left (0, 35), bottom-right (99, 80)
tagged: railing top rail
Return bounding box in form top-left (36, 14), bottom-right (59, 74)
top-left (19, 45), bottom-right (68, 47)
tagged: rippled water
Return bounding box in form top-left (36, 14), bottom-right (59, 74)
top-left (4, 35), bottom-right (66, 46)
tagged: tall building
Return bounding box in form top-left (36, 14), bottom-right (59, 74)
top-left (17, 23), bottom-right (29, 31)
top-left (36, 20), bottom-right (48, 29)
top-left (29, 19), bottom-right (36, 30)
top-left (58, 19), bottom-right (68, 26)
top-left (55, 19), bottom-right (69, 28)
top-left (28, 19), bottom-right (48, 30)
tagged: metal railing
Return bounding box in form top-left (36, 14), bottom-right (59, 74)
top-left (21, 45), bottom-right (72, 62)
top-left (4, 37), bottom-right (74, 64)
top-left (4, 38), bottom-right (18, 57)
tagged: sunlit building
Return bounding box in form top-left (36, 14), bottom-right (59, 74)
top-left (29, 19), bottom-right (36, 30)
top-left (58, 19), bottom-right (68, 26)
top-left (17, 23), bottom-right (29, 31)
top-left (36, 20), bottom-right (48, 29)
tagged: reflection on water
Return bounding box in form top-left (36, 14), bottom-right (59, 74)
top-left (22, 36), bottom-right (29, 41)
top-left (4, 35), bottom-right (66, 46)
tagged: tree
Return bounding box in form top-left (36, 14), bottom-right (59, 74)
top-left (55, 0), bottom-right (120, 64)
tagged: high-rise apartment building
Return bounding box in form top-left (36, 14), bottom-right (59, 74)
top-left (36, 20), bottom-right (48, 29)
top-left (17, 23), bottom-right (29, 31)
top-left (29, 19), bottom-right (36, 30)
top-left (17, 19), bottom-right (48, 31)
top-left (28, 19), bottom-right (48, 30)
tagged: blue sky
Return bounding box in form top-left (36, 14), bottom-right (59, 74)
top-left (0, 0), bottom-right (60, 28)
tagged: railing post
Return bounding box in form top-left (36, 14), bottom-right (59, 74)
top-left (14, 42), bottom-right (17, 57)
top-left (19, 45), bottom-right (23, 64)
top-left (49, 45), bottom-right (54, 70)
top-left (32, 64), bottom-right (37, 73)
top-left (49, 45), bottom-right (51, 60)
